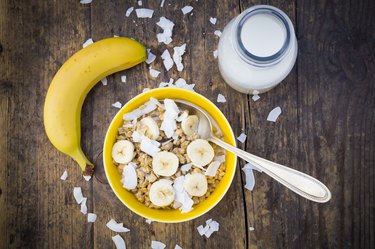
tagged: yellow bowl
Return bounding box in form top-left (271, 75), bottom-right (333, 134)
top-left (103, 88), bottom-right (237, 223)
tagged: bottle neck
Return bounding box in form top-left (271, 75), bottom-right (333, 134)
top-left (232, 6), bottom-right (293, 68)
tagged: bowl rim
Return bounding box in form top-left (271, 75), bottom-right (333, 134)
top-left (103, 88), bottom-right (237, 223)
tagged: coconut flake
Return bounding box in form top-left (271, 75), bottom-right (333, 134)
top-left (83, 175), bottom-right (91, 181)
top-left (237, 133), bottom-right (247, 143)
top-left (173, 44), bottom-right (186, 72)
top-left (213, 50), bottom-right (218, 58)
top-left (217, 94), bottom-right (226, 103)
top-left (149, 97), bottom-right (164, 109)
top-left (80, 0), bottom-right (92, 4)
top-left (106, 219), bottom-right (130, 233)
top-left (121, 75), bottom-right (127, 83)
top-left (156, 17), bottom-right (175, 45)
top-left (267, 106), bottom-right (282, 122)
top-left (135, 8), bottom-right (154, 18)
top-left (249, 226), bottom-right (255, 231)
top-left (252, 94), bottom-right (260, 101)
top-left (83, 38), bottom-right (94, 48)
top-left (181, 6), bottom-right (193, 15)
top-left (205, 161), bottom-right (221, 177)
top-left (161, 49), bottom-right (174, 71)
top-left (173, 176), bottom-right (194, 213)
top-left (140, 137), bottom-right (161, 157)
top-left (242, 163), bottom-right (262, 191)
top-left (174, 245), bottom-right (182, 249)
top-left (101, 77), bottom-right (108, 86)
top-left (160, 0), bottom-right (166, 7)
top-left (197, 219), bottom-right (220, 238)
top-left (176, 110), bottom-right (188, 122)
top-left (121, 163), bottom-right (138, 190)
top-left (125, 7), bottom-right (134, 17)
top-left (214, 30), bottom-right (222, 37)
top-left (137, 0), bottom-right (142, 6)
top-left (160, 99), bottom-right (179, 138)
top-left (149, 67), bottom-right (161, 78)
top-left (151, 240), bottom-right (166, 249)
top-left (145, 218), bottom-right (154, 224)
top-left (80, 197), bottom-right (87, 214)
top-left (88, 213), bottom-right (97, 222)
top-left (112, 234), bottom-right (126, 249)
top-left (132, 131), bottom-right (142, 142)
top-left (210, 17), bottom-right (217, 24)
top-left (175, 78), bottom-right (195, 91)
top-left (112, 101), bottom-right (122, 109)
top-left (60, 170), bottom-right (68, 180)
top-left (73, 187), bottom-right (84, 204)
top-left (214, 155), bottom-right (226, 163)
top-left (146, 49), bottom-right (156, 64)
top-left (123, 100), bottom-right (157, 121)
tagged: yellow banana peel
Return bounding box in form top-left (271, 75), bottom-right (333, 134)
top-left (44, 37), bottom-right (146, 175)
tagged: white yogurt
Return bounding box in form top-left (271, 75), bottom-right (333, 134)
top-left (218, 5), bottom-right (298, 94)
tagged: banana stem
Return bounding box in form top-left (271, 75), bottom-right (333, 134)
top-left (71, 148), bottom-right (94, 176)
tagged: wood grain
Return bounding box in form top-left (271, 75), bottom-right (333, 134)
top-left (0, 0), bottom-right (374, 248)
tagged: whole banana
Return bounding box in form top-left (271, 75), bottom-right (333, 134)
top-left (44, 37), bottom-right (146, 175)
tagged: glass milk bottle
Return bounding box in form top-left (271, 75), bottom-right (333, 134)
top-left (218, 5), bottom-right (298, 94)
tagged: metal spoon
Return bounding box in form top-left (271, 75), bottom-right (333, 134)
top-left (174, 99), bottom-right (331, 203)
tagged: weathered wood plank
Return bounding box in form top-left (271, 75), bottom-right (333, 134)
top-left (0, 0), bottom-right (92, 248)
top-left (296, 0), bottom-right (375, 248)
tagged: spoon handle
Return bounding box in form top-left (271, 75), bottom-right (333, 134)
top-left (209, 136), bottom-right (331, 203)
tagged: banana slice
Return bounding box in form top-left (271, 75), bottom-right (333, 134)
top-left (183, 173), bottom-right (208, 197)
top-left (152, 151), bottom-right (179, 176)
top-left (139, 117), bottom-right (160, 140)
top-left (112, 140), bottom-right (135, 164)
top-left (181, 115), bottom-right (199, 136)
top-left (187, 139), bottom-right (214, 167)
top-left (149, 179), bottom-right (176, 207)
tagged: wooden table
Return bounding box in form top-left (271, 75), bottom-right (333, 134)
top-left (0, 0), bottom-right (374, 248)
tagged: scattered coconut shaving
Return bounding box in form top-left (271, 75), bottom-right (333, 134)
top-left (145, 218), bottom-right (154, 224)
top-left (149, 67), bottom-right (161, 78)
top-left (83, 38), bottom-right (94, 48)
top-left (140, 137), bottom-right (161, 157)
top-left (181, 6), bottom-right (193, 15)
top-left (267, 106), bottom-right (282, 122)
top-left (161, 49), bottom-right (174, 71)
top-left (143, 88), bottom-right (150, 93)
top-left (135, 8), bottom-right (154, 18)
top-left (112, 234), bottom-right (126, 249)
top-left (73, 187), bottom-right (84, 204)
top-left (217, 94), bottom-right (226, 103)
top-left (106, 219), bottom-right (130, 233)
top-left (80, 197), bottom-right (87, 214)
top-left (112, 101), bottom-right (122, 109)
top-left (60, 170), bottom-right (68, 180)
top-left (214, 30), bottom-right (222, 37)
top-left (173, 44), bottom-right (186, 72)
top-left (88, 213), bottom-right (97, 223)
top-left (121, 163), bottom-right (138, 190)
top-left (137, 0), bottom-right (142, 6)
top-left (180, 163), bottom-right (192, 172)
top-left (146, 49), bottom-right (156, 64)
top-left (123, 100), bottom-right (157, 121)
top-left (197, 219), bottom-right (220, 238)
top-left (213, 50), bottom-right (218, 58)
top-left (174, 245), bottom-right (182, 249)
top-left (121, 75), bottom-right (127, 83)
top-left (242, 163), bottom-right (262, 191)
top-left (80, 0), bottom-right (92, 5)
top-left (252, 94), bottom-right (260, 102)
top-left (157, 17), bottom-right (174, 45)
top-left (160, 99), bottom-right (179, 138)
top-left (83, 175), bottom-right (91, 181)
top-left (237, 133), bottom-right (247, 143)
top-left (175, 78), bottom-right (195, 91)
top-left (101, 77), bottom-right (108, 86)
top-left (125, 7), bottom-right (134, 17)
top-left (151, 240), bottom-right (166, 249)
top-left (205, 161), bottom-right (221, 176)
top-left (210, 17), bottom-right (217, 24)
top-left (160, 0), bottom-right (166, 7)
top-left (249, 226), bottom-right (255, 231)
